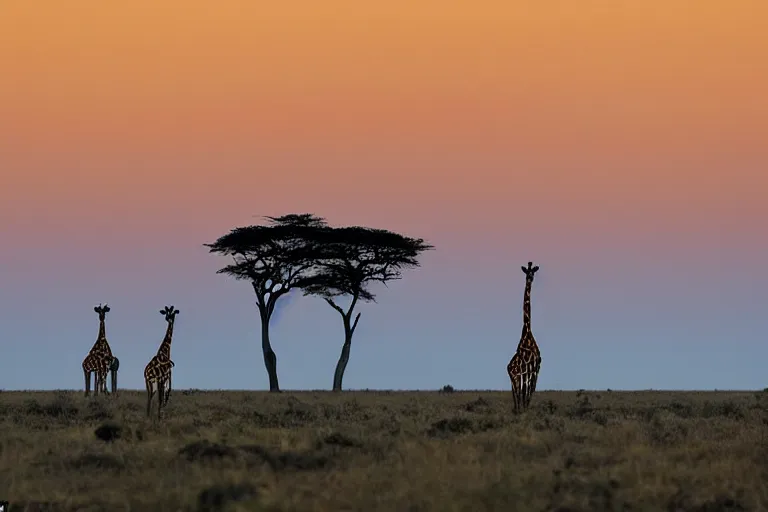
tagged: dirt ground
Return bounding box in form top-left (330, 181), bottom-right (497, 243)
top-left (0, 388), bottom-right (767, 511)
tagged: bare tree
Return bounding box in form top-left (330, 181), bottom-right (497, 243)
top-left (205, 213), bottom-right (326, 391)
top-left (302, 226), bottom-right (433, 391)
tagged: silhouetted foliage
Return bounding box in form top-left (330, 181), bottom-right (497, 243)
top-left (301, 226), bottom-right (433, 390)
top-left (205, 213), bottom-right (327, 391)
top-left (206, 214), bottom-right (432, 392)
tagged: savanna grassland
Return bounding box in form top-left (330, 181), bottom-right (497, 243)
top-left (1, 389), bottom-right (767, 511)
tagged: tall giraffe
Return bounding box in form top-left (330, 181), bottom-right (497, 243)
top-left (507, 262), bottom-right (541, 413)
top-left (82, 304), bottom-right (115, 397)
top-left (144, 305), bottom-right (180, 418)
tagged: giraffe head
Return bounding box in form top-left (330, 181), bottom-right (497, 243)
top-left (160, 305), bottom-right (180, 324)
top-left (521, 262), bottom-right (539, 281)
top-left (94, 303), bottom-right (111, 321)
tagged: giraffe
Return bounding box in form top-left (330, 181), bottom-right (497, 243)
top-left (82, 304), bottom-right (115, 397)
top-left (144, 305), bottom-right (179, 418)
top-left (507, 262), bottom-right (541, 413)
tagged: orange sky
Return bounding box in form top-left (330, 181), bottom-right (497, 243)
top-left (1, 1), bottom-right (766, 247)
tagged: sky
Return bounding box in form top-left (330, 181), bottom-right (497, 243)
top-left (1, 1), bottom-right (766, 391)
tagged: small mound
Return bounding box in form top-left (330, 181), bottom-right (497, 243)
top-left (94, 423), bottom-right (123, 442)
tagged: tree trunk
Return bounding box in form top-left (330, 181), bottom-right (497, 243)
top-left (332, 330), bottom-right (353, 391)
top-left (331, 311), bottom-right (360, 391)
top-left (260, 311), bottom-right (280, 392)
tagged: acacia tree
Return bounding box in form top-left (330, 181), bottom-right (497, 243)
top-left (205, 213), bottom-right (326, 392)
top-left (303, 226), bottom-right (433, 391)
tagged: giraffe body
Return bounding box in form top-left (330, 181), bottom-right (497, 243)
top-left (145, 306), bottom-right (180, 419)
top-left (145, 356), bottom-right (175, 411)
top-left (82, 352), bottom-right (110, 396)
top-left (507, 262), bottom-right (542, 413)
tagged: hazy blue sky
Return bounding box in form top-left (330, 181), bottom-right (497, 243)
top-left (1, 212), bottom-right (766, 391)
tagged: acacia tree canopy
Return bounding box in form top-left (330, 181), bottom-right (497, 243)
top-left (204, 213), bottom-right (327, 391)
top-left (206, 214), bottom-right (433, 392)
top-left (301, 226), bottom-right (434, 390)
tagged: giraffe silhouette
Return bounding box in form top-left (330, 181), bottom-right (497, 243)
top-left (82, 304), bottom-right (115, 397)
top-left (507, 262), bottom-right (542, 413)
top-left (144, 305), bottom-right (179, 418)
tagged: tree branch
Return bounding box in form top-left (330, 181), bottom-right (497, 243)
top-left (266, 285), bottom-right (290, 318)
top-left (252, 282), bottom-right (266, 308)
top-left (324, 298), bottom-right (345, 317)
top-left (350, 312), bottom-right (361, 335)
top-left (323, 297), bottom-right (346, 318)
top-left (347, 290), bottom-right (360, 316)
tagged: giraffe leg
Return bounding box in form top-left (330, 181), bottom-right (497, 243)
top-left (146, 379), bottom-right (154, 418)
top-left (519, 372), bottom-right (529, 411)
top-left (510, 373), bottom-right (522, 413)
top-left (164, 376), bottom-right (170, 405)
top-left (157, 379), bottom-right (165, 420)
top-left (516, 371), bottom-right (533, 411)
top-left (165, 370), bottom-right (172, 406)
top-left (526, 372), bottom-right (536, 408)
top-left (84, 369), bottom-right (90, 397)
top-left (511, 383), bottom-right (519, 413)
top-left (518, 374), bottom-right (527, 412)
top-left (527, 371), bottom-right (540, 407)
top-left (525, 363), bottom-right (541, 408)
top-left (525, 373), bottom-right (536, 409)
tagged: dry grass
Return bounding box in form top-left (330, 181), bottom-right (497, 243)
top-left (1, 388), bottom-right (768, 511)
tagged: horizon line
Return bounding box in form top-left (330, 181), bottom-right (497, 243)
top-left (2, 388), bottom-right (764, 393)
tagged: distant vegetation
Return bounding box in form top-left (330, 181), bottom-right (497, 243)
top-left (1, 389), bottom-right (767, 510)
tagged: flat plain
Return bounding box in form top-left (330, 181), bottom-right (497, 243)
top-left (1, 389), bottom-right (767, 511)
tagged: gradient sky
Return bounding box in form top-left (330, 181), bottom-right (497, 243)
top-left (1, 2), bottom-right (766, 391)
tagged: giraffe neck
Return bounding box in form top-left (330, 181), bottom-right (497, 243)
top-left (156, 322), bottom-right (174, 359)
top-left (521, 277), bottom-right (533, 337)
top-left (92, 319), bottom-right (112, 356)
